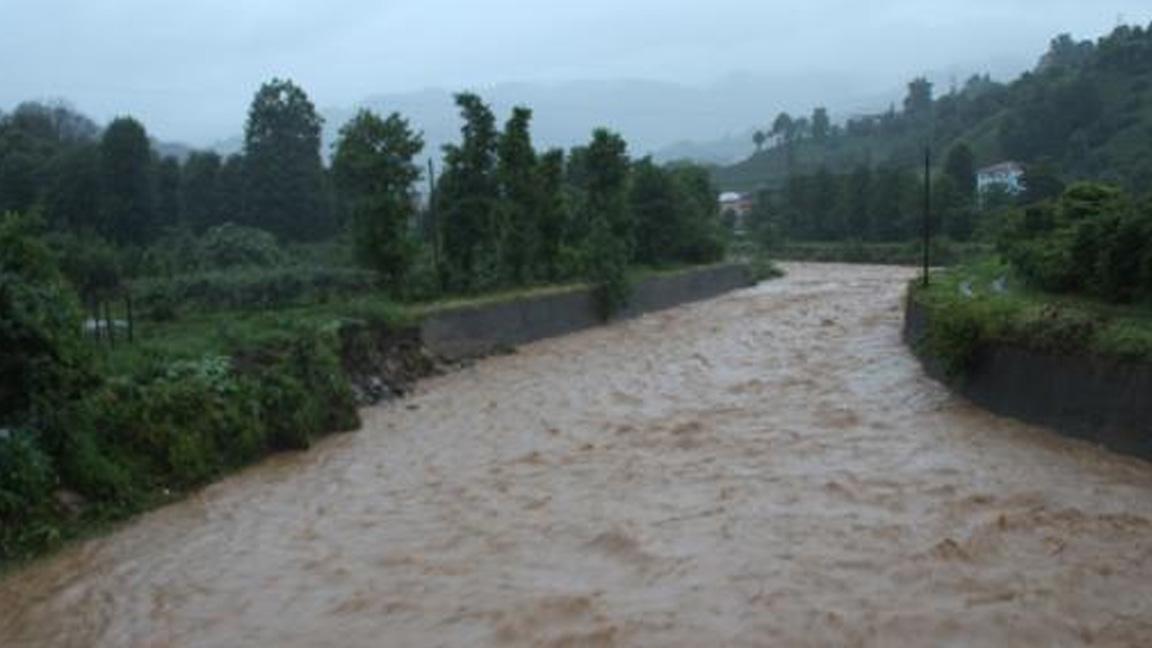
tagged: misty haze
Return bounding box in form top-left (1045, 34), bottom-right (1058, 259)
top-left (3, 1), bottom-right (1152, 646)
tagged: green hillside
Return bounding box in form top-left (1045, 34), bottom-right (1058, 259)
top-left (713, 25), bottom-right (1152, 193)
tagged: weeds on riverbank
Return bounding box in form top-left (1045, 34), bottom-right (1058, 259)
top-left (2, 222), bottom-right (748, 568)
top-left (911, 258), bottom-right (1152, 376)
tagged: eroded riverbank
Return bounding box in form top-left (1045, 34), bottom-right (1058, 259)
top-left (3, 263), bottom-right (1151, 646)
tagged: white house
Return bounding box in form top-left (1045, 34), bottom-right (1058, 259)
top-left (977, 161), bottom-right (1026, 196)
top-left (718, 191), bottom-right (755, 233)
top-left (719, 192), bottom-right (754, 216)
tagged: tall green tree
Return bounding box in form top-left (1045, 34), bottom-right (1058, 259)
top-left (0, 103), bottom-right (100, 218)
top-left (217, 154), bottom-right (246, 227)
top-left (869, 166), bottom-right (913, 241)
top-left (771, 112), bottom-right (795, 143)
top-left (154, 156), bottom-right (182, 228)
top-left (242, 79), bottom-right (331, 241)
top-left (811, 107), bottom-right (831, 143)
top-left (99, 116), bottom-right (154, 244)
top-left (536, 149), bottom-right (568, 281)
top-left (331, 110), bottom-right (424, 290)
top-left (44, 144), bottom-right (101, 231)
top-left (668, 164), bottom-right (726, 262)
top-left (942, 143), bottom-right (976, 199)
top-left (771, 112), bottom-right (799, 173)
top-left (631, 158), bottom-right (680, 265)
top-left (940, 143), bottom-right (977, 240)
top-left (1020, 163), bottom-right (1066, 205)
top-left (810, 166), bottom-right (839, 239)
top-left (437, 93), bottom-right (501, 290)
top-left (582, 129), bottom-right (632, 317)
top-left (497, 107), bottom-right (540, 283)
top-left (904, 77), bottom-right (934, 122)
top-left (843, 164), bottom-right (873, 239)
top-left (584, 129), bottom-right (633, 257)
top-left (181, 151), bottom-right (222, 233)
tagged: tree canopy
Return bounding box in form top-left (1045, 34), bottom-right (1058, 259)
top-left (242, 78), bottom-right (331, 241)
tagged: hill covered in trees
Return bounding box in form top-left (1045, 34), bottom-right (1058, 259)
top-left (715, 23), bottom-right (1152, 194)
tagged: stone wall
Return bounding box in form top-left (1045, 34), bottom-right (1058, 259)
top-left (421, 264), bottom-right (752, 360)
top-left (904, 298), bottom-right (1152, 460)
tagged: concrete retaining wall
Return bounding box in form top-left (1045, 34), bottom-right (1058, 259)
top-left (904, 298), bottom-right (1152, 459)
top-left (421, 263), bottom-right (752, 360)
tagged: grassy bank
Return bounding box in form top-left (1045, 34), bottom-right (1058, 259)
top-left (774, 240), bottom-right (990, 266)
top-left (910, 259), bottom-right (1152, 376)
top-left (2, 261), bottom-right (751, 571)
top-left (2, 308), bottom-right (410, 571)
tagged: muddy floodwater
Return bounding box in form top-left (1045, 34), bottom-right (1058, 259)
top-left (4, 262), bottom-right (1152, 647)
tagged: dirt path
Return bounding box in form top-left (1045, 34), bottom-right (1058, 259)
top-left (3, 262), bottom-right (1152, 647)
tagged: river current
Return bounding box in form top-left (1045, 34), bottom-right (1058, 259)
top-left (3, 263), bottom-right (1151, 646)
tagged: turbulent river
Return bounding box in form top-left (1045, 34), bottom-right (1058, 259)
top-left (3, 263), bottom-right (1152, 647)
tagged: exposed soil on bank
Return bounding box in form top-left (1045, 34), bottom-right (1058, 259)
top-left (3, 263), bottom-right (1152, 647)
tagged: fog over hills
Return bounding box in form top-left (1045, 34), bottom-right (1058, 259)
top-left (209, 60), bottom-right (1029, 165)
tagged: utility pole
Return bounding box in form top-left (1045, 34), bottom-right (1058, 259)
top-left (922, 146), bottom-right (932, 287)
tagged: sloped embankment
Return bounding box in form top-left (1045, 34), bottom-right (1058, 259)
top-left (904, 296), bottom-right (1152, 459)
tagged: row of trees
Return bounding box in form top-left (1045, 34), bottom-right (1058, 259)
top-left (749, 144), bottom-right (986, 243)
top-left (332, 92), bottom-right (726, 303)
top-left (1, 80), bottom-right (727, 306)
top-left (752, 107), bottom-right (834, 152)
top-left (751, 76), bottom-right (938, 157)
top-left (0, 85), bottom-right (333, 246)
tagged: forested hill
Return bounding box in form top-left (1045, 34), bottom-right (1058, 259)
top-left (713, 23), bottom-right (1152, 193)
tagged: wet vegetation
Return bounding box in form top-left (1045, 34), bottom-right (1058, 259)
top-left (0, 82), bottom-right (732, 565)
top-left (729, 24), bottom-right (1152, 263)
top-left (911, 183), bottom-right (1152, 376)
top-left (720, 25), bottom-right (1152, 194)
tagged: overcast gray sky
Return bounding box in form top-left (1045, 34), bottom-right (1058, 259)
top-left (1, 0), bottom-right (1149, 146)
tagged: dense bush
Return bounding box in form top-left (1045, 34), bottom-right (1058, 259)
top-left (132, 266), bottom-right (381, 318)
top-left (197, 222), bottom-right (286, 270)
top-left (127, 223), bottom-right (287, 280)
top-left (0, 315), bottom-right (367, 563)
top-left (82, 333), bottom-right (359, 492)
top-left (0, 430), bottom-right (57, 556)
top-left (998, 183), bottom-right (1152, 302)
top-left (0, 212), bottom-right (94, 425)
top-left (43, 231), bottom-right (122, 301)
top-left (0, 214), bottom-right (380, 563)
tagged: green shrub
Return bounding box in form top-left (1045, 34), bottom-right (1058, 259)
top-left (1093, 213), bottom-right (1149, 302)
top-left (749, 255), bottom-right (785, 282)
top-left (0, 212), bottom-right (94, 426)
top-left (1004, 305), bottom-right (1100, 354)
top-left (998, 182), bottom-right (1152, 303)
top-left (241, 330), bottom-right (359, 450)
top-left (197, 223), bottom-right (285, 270)
top-left (131, 266), bottom-right (381, 318)
top-left (0, 430), bottom-right (55, 524)
top-left (0, 429), bottom-right (62, 558)
top-left (43, 231), bottom-right (123, 300)
top-left (921, 299), bottom-right (988, 377)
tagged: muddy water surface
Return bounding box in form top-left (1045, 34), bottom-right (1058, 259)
top-left (3, 263), bottom-right (1152, 647)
